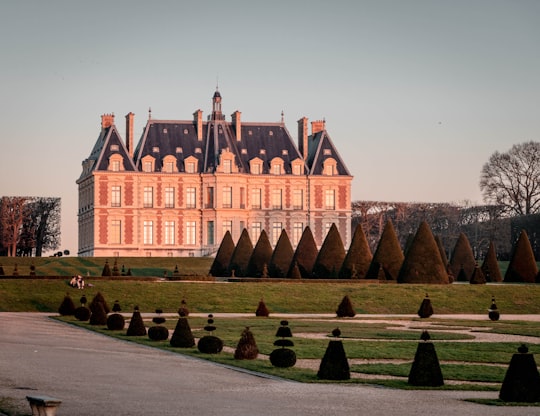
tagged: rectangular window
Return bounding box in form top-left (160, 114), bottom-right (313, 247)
top-left (186, 187), bottom-right (196, 209)
top-left (165, 161), bottom-right (174, 173)
top-left (207, 221), bottom-right (215, 245)
top-left (223, 220), bottom-right (232, 237)
top-left (293, 189), bottom-right (303, 210)
top-left (251, 188), bottom-right (262, 209)
top-left (293, 222), bottom-right (303, 246)
top-left (223, 159), bottom-right (232, 173)
top-left (272, 222), bottom-right (282, 245)
top-left (186, 162), bottom-right (195, 173)
top-left (272, 189), bottom-right (282, 210)
top-left (164, 221), bottom-right (175, 245)
top-left (112, 160), bottom-right (120, 172)
top-left (251, 222), bottom-right (262, 243)
top-left (111, 220), bottom-right (121, 244)
top-left (252, 163), bottom-right (261, 174)
top-left (206, 187), bottom-right (214, 208)
top-left (165, 187), bottom-right (175, 208)
top-left (293, 164), bottom-right (302, 175)
top-left (111, 186), bottom-right (121, 207)
top-left (143, 221), bottom-right (153, 245)
top-left (143, 187), bottom-right (153, 208)
top-left (325, 189), bottom-right (335, 210)
top-left (144, 161), bottom-right (153, 172)
top-left (186, 221), bottom-right (196, 245)
top-left (223, 187), bottom-right (232, 208)
top-left (240, 187), bottom-right (245, 209)
top-left (273, 164), bottom-right (281, 175)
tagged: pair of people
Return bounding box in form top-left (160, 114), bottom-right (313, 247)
top-left (69, 275), bottom-right (85, 289)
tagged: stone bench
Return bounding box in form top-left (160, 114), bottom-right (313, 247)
top-left (26, 395), bottom-right (62, 416)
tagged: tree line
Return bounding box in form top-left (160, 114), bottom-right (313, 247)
top-left (0, 196), bottom-right (61, 257)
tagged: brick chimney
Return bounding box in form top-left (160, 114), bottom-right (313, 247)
top-left (125, 112), bottom-right (134, 158)
top-left (297, 117), bottom-right (308, 160)
top-left (101, 113), bottom-right (115, 129)
top-left (311, 119), bottom-right (325, 135)
top-left (193, 109), bottom-right (203, 141)
top-left (231, 111), bottom-right (241, 141)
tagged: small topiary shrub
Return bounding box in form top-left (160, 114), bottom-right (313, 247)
top-left (197, 314), bottom-right (223, 354)
top-left (170, 316), bottom-right (195, 348)
top-left (255, 299), bottom-right (270, 317)
top-left (469, 265), bottom-right (486, 284)
top-left (112, 258), bottom-right (120, 276)
top-left (499, 344), bottom-right (540, 402)
top-left (102, 260), bottom-right (112, 277)
top-left (89, 292), bottom-right (110, 314)
top-left (58, 293), bottom-right (76, 316)
top-left (317, 328), bottom-right (350, 380)
top-left (126, 306), bottom-right (147, 336)
top-left (74, 306), bottom-right (91, 321)
top-left (336, 295), bottom-right (356, 318)
top-left (107, 313), bottom-right (125, 330)
top-left (89, 301), bottom-right (108, 326)
top-left (177, 299), bottom-right (189, 317)
top-left (234, 327), bottom-right (259, 360)
top-left (488, 296), bottom-right (500, 321)
top-left (270, 320), bottom-right (296, 368)
top-left (417, 294), bottom-right (434, 318)
top-left (148, 325), bottom-right (169, 341)
top-left (408, 331), bottom-right (444, 387)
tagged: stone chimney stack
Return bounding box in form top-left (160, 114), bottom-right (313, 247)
top-left (297, 117), bottom-right (308, 160)
top-left (125, 112), bottom-right (134, 158)
top-left (101, 113), bottom-right (115, 129)
top-left (232, 111), bottom-right (241, 141)
top-left (193, 109), bottom-right (203, 141)
top-left (311, 119), bottom-right (325, 135)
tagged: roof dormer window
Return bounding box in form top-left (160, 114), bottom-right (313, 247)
top-left (108, 154), bottom-right (124, 172)
top-left (141, 155), bottom-right (155, 172)
top-left (270, 157), bottom-right (284, 175)
top-left (162, 155), bottom-right (178, 173)
top-left (110, 144), bottom-right (119, 152)
top-left (323, 158), bottom-right (338, 176)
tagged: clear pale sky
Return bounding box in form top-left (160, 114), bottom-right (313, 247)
top-left (1, 0), bottom-right (539, 255)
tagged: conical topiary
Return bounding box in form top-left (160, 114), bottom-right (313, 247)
top-left (89, 301), bottom-right (107, 326)
top-left (89, 292), bottom-right (110, 314)
top-left (197, 314), bottom-right (223, 354)
top-left (312, 223), bottom-right (346, 279)
top-left (209, 231), bottom-right (235, 277)
top-left (470, 265), bottom-right (486, 284)
top-left (366, 220), bottom-right (404, 280)
top-left (0, 265), bottom-right (4, 275)
top-left (268, 229), bottom-right (294, 278)
top-left (102, 260), bottom-right (112, 277)
top-left (481, 241), bottom-right (503, 282)
top-left (456, 265), bottom-right (468, 282)
top-left (397, 221), bottom-right (449, 284)
top-left (126, 306), bottom-right (147, 336)
top-left (339, 224), bottom-right (372, 279)
top-left (227, 229), bottom-right (253, 277)
top-left (499, 344), bottom-right (540, 402)
top-left (288, 261), bottom-right (302, 279)
top-left (434, 235), bottom-right (449, 269)
top-left (269, 320), bottom-right (296, 368)
top-left (336, 295), bottom-right (356, 318)
top-left (504, 230), bottom-right (538, 283)
top-left (449, 233), bottom-right (476, 282)
top-left (112, 258), bottom-right (120, 276)
top-left (247, 230), bottom-right (273, 277)
top-left (408, 331), bottom-right (444, 387)
top-left (58, 293), bottom-right (76, 316)
top-left (288, 226), bottom-right (318, 278)
top-left (317, 328), bottom-right (350, 380)
top-left (234, 327), bottom-right (259, 360)
top-left (170, 312), bottom-right (195, 348)
top-left (417, 294), bottom-right (434, 318)
top-left (488, 296), bottom-right (500, 321)
top-left (172, 265), bottom-right (180, 278)
top-left (255, 299), bottom-right (270, 317)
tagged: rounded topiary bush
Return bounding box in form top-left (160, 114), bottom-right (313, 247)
top-left (89, 292), bottom-right (110, 314)
top-left (197, 335), bottom-right (224, 354)
top-left (74, 306), bottom-right (91, 321)
top-left (178, 299), bottom-right (189, 317)
top-left (488, 297), bottom-right (500, 321)
top-left (107, 313), bottom-right (125, 330)
top-left (148, 325), bottom-right (169, 341)
top-left (269, 348), bottom-right (297, 368)
top-left (126, 307), bottom-right (147, 336)
top-left (58, 293), bottom-right (76, 316)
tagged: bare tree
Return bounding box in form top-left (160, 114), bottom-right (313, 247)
top-left (0, 197), bottom-right (27, 256)
top-left (27, 197), bottom-right (61, 256)
top-left (480, 141), bottom-right (540, 216)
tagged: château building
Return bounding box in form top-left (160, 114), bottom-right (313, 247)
top-left (77, 90), bottom-right (352, 257)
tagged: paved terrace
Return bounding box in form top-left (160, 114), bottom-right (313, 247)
top-left (1, 313), bottom-right (539, 416)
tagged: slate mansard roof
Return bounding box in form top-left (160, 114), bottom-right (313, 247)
top-left (80, 91), bottom-right (351, 178)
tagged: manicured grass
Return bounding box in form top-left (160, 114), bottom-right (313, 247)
top-left (3, 279), bottom-right (540, 314)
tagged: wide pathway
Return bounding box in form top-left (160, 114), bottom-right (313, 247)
top-left (0, 313), bottom-right (536, 416)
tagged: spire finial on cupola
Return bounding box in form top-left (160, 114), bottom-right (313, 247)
top-left (211, 85), bottom-right (224, 120)
top-left (148, 107), bottom-right (152, 120)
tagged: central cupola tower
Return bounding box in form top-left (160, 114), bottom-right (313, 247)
top-left (211, 88), bottom-right (225, 120)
